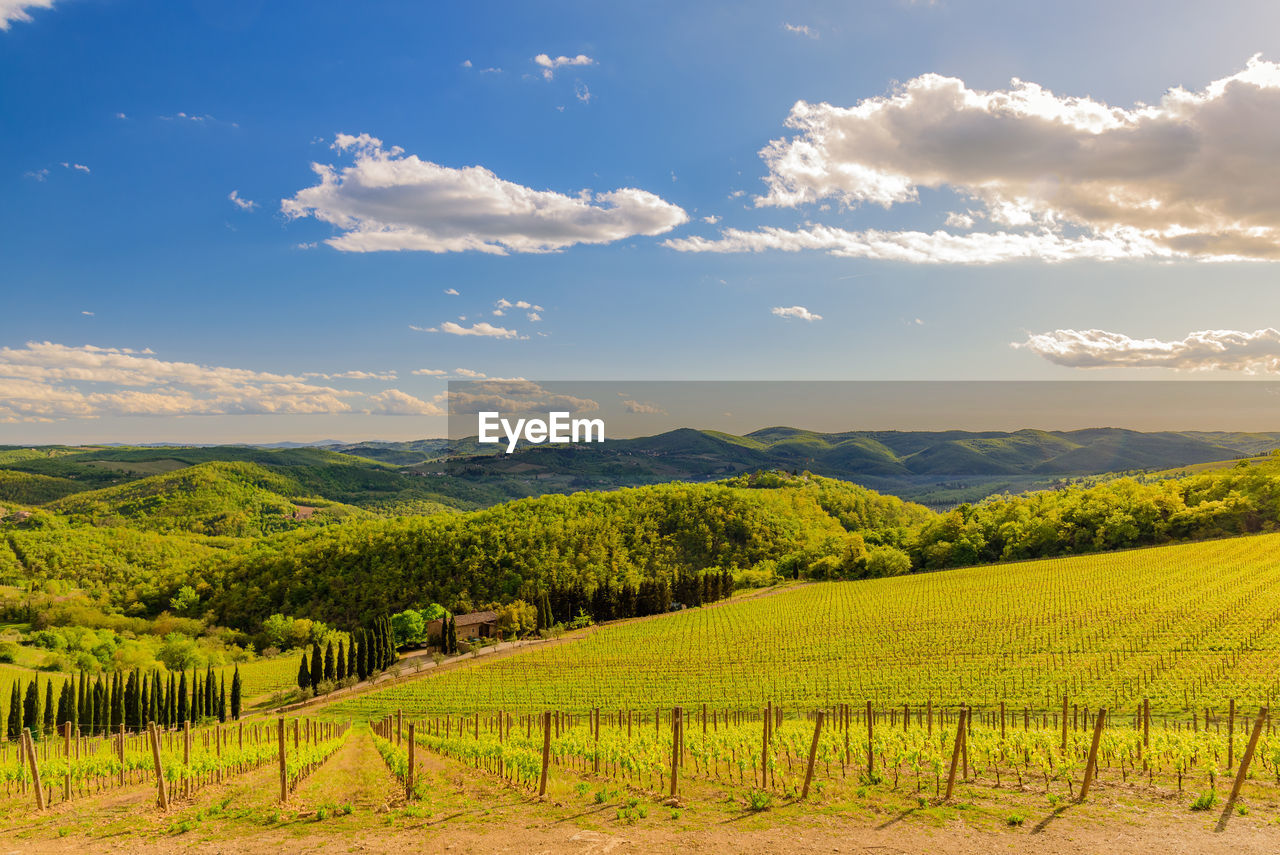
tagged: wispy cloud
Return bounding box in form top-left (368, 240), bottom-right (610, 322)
top-left (783, 22), bottom-right (818, 38)
top-left (0, 341), bottom-right (443, 421)
top-left (228, 190), bottom-right (257, 211)
top-left (282, 133), bottom-right (687, 254)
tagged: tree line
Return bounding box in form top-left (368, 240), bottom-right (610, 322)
top-left (296, 615), bottom-right (397, 694)
top-left (5, 664), bottom-right (243, 740)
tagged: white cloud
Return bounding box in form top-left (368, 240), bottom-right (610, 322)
top-left (0, 342), bottom-right (443, 421)
top-left (1016, 328), bottom-right (1280, 373)
top-left (453, 368), bottom-right (487, 378)
top-left (702, 215), bottom-right (721, 224)
top-left (621, 399), bottom-right (666, 415)
top-left (282, 134), bottom-right (687, 254)
top-left (303, 369), bottom-right (398, 381)
top-left (412, 368), bottom-right (448, 376)
top-left (0, 0), bottom-right (54, 30)
top-left (436, 321), bottom-right (518, 339)
top-left (575, 82), bottom-right (592, 104)
top-left (448, 379), bottom-right (598, 415)
top-left (527, 311), bottom-right (541, 322)
top-left (771, 305), bottom-right (823, 321)
top-left (534, 53), bottom-right (594, 80)
top-left (462, 59), bottom-right (473, 68)
top-left (24, 168), bottom-right (48, 182)
top-left (667, 224), bottom-right (1166, 264)
top-left (80, 311), bottom-right (94, 316)
top-left (444, 287), bottom-right (459, 295)
top-left (59, 162), bottom-right (90, 174)
top-left (783, 23), bottom-right (818, 38)
top-left (698, 56), bottom-right (1280, 263)
top-left (228, 190), bottom-right (257, 211)
top-left (367, 388), bottom-right (443, 415)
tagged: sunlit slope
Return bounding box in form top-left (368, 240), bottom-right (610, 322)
top-left (326, 532), bottom-right (1280, 718)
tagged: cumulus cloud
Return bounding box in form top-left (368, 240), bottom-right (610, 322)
top-left (228, 190), bottom-right (257, 211)
top-left (771, 305), bottom-right (823, 321)
top-left (282, 134), bottom-right (687, 254)
top-left (411, 368), bottom-right (448, 376)
top-left (0, 342), bottom-right (443, 421)
top-left (678, 57), bottom-right (1280, 263)
top-left (534, 53), bottom-right (594, 79)
top-left (448, 379), bottom-right (599, 415)
top-left (435, 321), bottom-right (518, 338)
top-left (443, 287), bottom-right (459, 295)
top-left (0, 0), bottom-right (54, 30)
top-left (1016, 328), bottom-right (1280, 373)
top-left (367, 388), bottom-right (443, 415)
top-left (621, 399), bottom-right (666, 415)
top-left (59, 162), bottom-right (90, 174)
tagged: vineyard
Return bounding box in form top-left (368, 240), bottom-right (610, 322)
top-left (325, 533), bottom-right (1280, 719)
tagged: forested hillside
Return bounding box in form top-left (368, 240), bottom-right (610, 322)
top-left (207, 476), bottom-right (927, 627)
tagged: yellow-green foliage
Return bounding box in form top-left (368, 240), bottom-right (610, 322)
top-left (327, 532), bottom-right (1280, 718)
top-left (46, 461), bottom-right (364, 537)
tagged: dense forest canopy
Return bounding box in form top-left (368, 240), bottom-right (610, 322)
top-left (4, 437), bottom-right (1280, 640)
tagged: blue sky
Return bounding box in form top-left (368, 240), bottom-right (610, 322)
top-left (5, 0), bottom-right (1280, 442)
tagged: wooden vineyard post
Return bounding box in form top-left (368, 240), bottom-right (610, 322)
top-left (761, 704), bottom-right (770, 788)
top-left (866, 700), bottom-right (874, 780)
top-left (397, 709), bottom-right (402, 745)
top-left (670, 706), bottom-right (682, 798)
top-left (149, 723), bottom-right (169, 810)
top-left (943, 708), bottom-right (966, 801)
top-left (800, 711), bottom-right (824, 800)
top-left (406, 723), bottom-right (416, 800)
top-left (1061, 695), bottom-right (1068, 750)
top-left (23, 730), bottom-right (45, 810)
top-left (182, 721), bottom-right (191, 799)
top-left (64, 722), bottom-right (72, 801)
top-left (538, 711), bottom-right (552, 798)
top-left (593, 707), bottom-right (600, 775)
top-left (1078, 707), bottom-right (1107, 802)
top-left (1228, 707), bottom-right (1269, 803)
top-left (1228, 698), bottom-right (1235, 771)
top-left (927, 699), bottom-right (932, 736)
top-left (118, 723), bottom-right (125, 787)
top-left (1143, 698), bottom-right (1150, 766)
top-left (278, 718), bottom-right (287, 803)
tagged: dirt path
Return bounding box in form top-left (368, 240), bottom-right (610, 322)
top-left (292, 728), bottom-right (400, 813)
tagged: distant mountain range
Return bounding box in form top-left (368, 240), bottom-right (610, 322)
top-left (405, 427), bottom-right (1280, 507)
top-left (4, 428), bottom-right (1277, 511)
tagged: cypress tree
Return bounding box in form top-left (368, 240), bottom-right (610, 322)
top-left (205, 665), bottom-right (215, 717)
top-left (230, 666), bottom-right (242, 720)
top-left (297, 652), bottom-right (311, 690)
top-left (43, 679), bottom-right (55, 733)
top-left (450, 616), bottom-right (458, 654)
top-left (386, 616), bottom-right (397, 665)
top-left (115, 672), bottom-right (124, 728)
top-left (76, 670), bottom-right (86, 730)
top-left (218, 676), bottom-right (227, 723)
top-left (355, 631), bottom-right (368, 681)
top-left (177, 671), bottom-right (188, 723)
top-left (149, 671), bottom-right (160, 726)
top-left (133, 672), bottom-right (145, 731)
top-left (324, 640), bottom-right (335, 682)
top-left (309, 644), bottom-right (323, 688)
top-left (123, 672), bottom-right (136, 730)
top-left (23, 678), bottom-right (39, 739)
top-left (190, 672), bottom-right (200, 720)
top-left (368, 626), bottom-right (380, 673)
top-left (56, 680), bottom-right (71, 728)
top-left (346, 635), bottom-right (356, 679)
top-left (91, 676), bottom-right (102, 735)
top-left (6, 681), bottom-right (20, 740)
top-left (336, 640), bottom-right (346, 681)
top-left (167, 673), bottom-right (177, 726)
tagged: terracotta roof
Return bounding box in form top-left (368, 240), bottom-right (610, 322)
top-left (454, 610), bottom-right (498, 627)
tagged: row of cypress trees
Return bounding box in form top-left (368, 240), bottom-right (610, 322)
top-left (4, 664), bottom-right (244, 740)
top-left (296, 615), bottom-right (397, 693)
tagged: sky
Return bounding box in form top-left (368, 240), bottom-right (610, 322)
top-left (5, 0), bottom-right (1280, 442)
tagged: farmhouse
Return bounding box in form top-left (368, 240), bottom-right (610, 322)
top-left (428, 610), bottom-right (500, 643)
